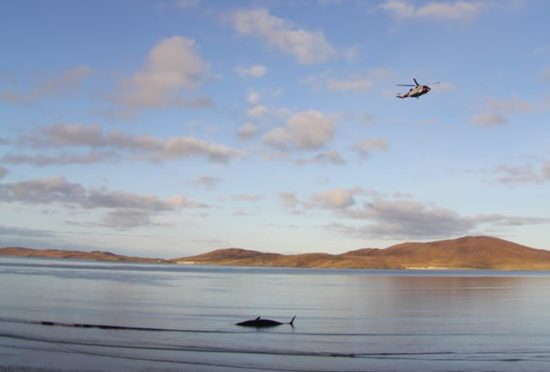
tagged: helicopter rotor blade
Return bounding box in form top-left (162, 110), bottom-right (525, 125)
top-left (396, 84), bottom-right (415, 87)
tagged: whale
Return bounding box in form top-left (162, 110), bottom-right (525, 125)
top-left (236, 316), bottom-right (295, 328)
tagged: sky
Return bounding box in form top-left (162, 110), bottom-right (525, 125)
top-left (1, 0), bottom-right (550, 258)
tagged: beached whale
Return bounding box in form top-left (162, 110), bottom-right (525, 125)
top-left (236, 316), bottom-right (295, 328)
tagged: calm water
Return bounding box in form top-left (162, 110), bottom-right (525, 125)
top-left (2, 257), bottom-right (550, 371)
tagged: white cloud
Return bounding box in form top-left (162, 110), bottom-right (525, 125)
top-left (26, 123), bottom-right (104, 147)
top-left (226, 194), bottom-right (263, 202)
top-left (39, 66), bottom-right (93, 95)
top-left (18, 124), bottom-right (242, 165)
top-left (245, 90), bottom-right (270, 118)
top-left (24, 123), bottom-right (160, 150)
top-left (381, 0), bottom-right (486, 21)
top-left (0, 177), bottom-right (86, 205)
top-left (231, 8), bottom-right (336, 64)
top-left (101, 209), bottom-right (157, 230)
top-left (473, 214), bottom-right (550, 227)
top-left (237, 123), bottom-right (259, 139)
top-left (346, 197), bottom-right (474, 239)
top-left (152, 137), bottom-right (242, 164)
top-left (471, 96), bottom-right (534, 126)
top-left (310, 188), bottom-right (360, 209)
top-left (280, 189), bottom-right (550, 240)
top-left (0, 65), bottom-right (93, 104)
top-left (118, 36), bottom-right (209, 108)
top-left (236, 64), bottom-right (267, 78)
top-left (192, 175), bottom-right (223, 189)
top-left (263, 110), bottom-right (335, 150)
top-left (495, 164), bottom-right (539, 184)
top-left (0, 176), bottom-right (193, 210)
top-left (352, 138), bottom-right (389, 157)
top-left (278, 192), bottom-right (303, 212)
top-left (494, 161), bottom-right (550, 185)
top-left (86, 189), bottom-right (203, 210)
top-left (278, 187), bottom-right (363, 212)
top-left (247, 105), bottom-right (269, 118)
top-left (471, 112), bottom-right (507, 126)
top-left (246, 91), bottom-right (262, 105)
top-left (0, 176), bottom-right (206, 229)
top-left (1, 152), bottom-right (119, 167)
top-left (486, 96), bottom-right (533, 113)
top-left (330, 197), bottom-right (534, 241)
top-left (295, 150), bottom-right (345, 166)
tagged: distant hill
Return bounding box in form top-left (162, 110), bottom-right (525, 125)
top-left (0, 247), bottom-right (166, 264)
top-left (3, 236), bottom-right (550, 269)
top-left (172, 236), bottom-right (550, 270)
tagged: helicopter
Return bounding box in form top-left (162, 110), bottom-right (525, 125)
top-left (396, 78), bottom-right (439, 99)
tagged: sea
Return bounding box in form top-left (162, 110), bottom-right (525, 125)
top-left (2, 257), bottom-right (550, 371)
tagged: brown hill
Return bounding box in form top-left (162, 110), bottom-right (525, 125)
top-left (370, 236), bottom-right (550, 269)
top-left (0, 247), bottom-right (166, 264)
top-left (174, 248), bottom-right (283, 265)
top-left (174, 236), bottom-right (550, 270)
top-left (3, 236), bottom-right (550, 269)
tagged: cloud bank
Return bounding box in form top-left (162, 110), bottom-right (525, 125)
top-left (381, 0), bottom-right (486, 21)
top-left (231, 8), bottom-right (336, 64)
top-left (0, 65), bottom-right (93, 104)
top-left (279, 188), bottom-right (550, 240)
top-left (9, 124), bottom-right (242, 165)
top-left (118, 36), bottom-right (210, 109)
top-left (264, 110), bottom-right (335, 150)
top-left (0, 176), bottom-right (206, 229)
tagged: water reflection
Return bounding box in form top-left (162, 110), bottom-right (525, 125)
top-left (4, 257), bottom-right (550, 371)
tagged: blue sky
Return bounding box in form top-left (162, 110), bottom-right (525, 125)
top-left (1, 0), bottom-right (549, 258)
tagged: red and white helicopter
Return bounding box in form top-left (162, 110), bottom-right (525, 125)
top-left (396, 78), bottom-right (439, 99)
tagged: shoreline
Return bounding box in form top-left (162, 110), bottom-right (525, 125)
top-left (3, 254), bottom-right (550, 271)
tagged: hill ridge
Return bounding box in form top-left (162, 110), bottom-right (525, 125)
top-left (0, 247), bottom-right (166, 263)
top-left (172, 236), bottom-right (550, 270)
top-left (2, 236), bottom-right (550, 269)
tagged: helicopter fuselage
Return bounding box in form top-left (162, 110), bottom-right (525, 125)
top-left (396, 79), bottom-right (435, 99)
top-left (399, 85), bottom-right (430, 99)
top-left (409, 85), bottom-right (430, 97)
